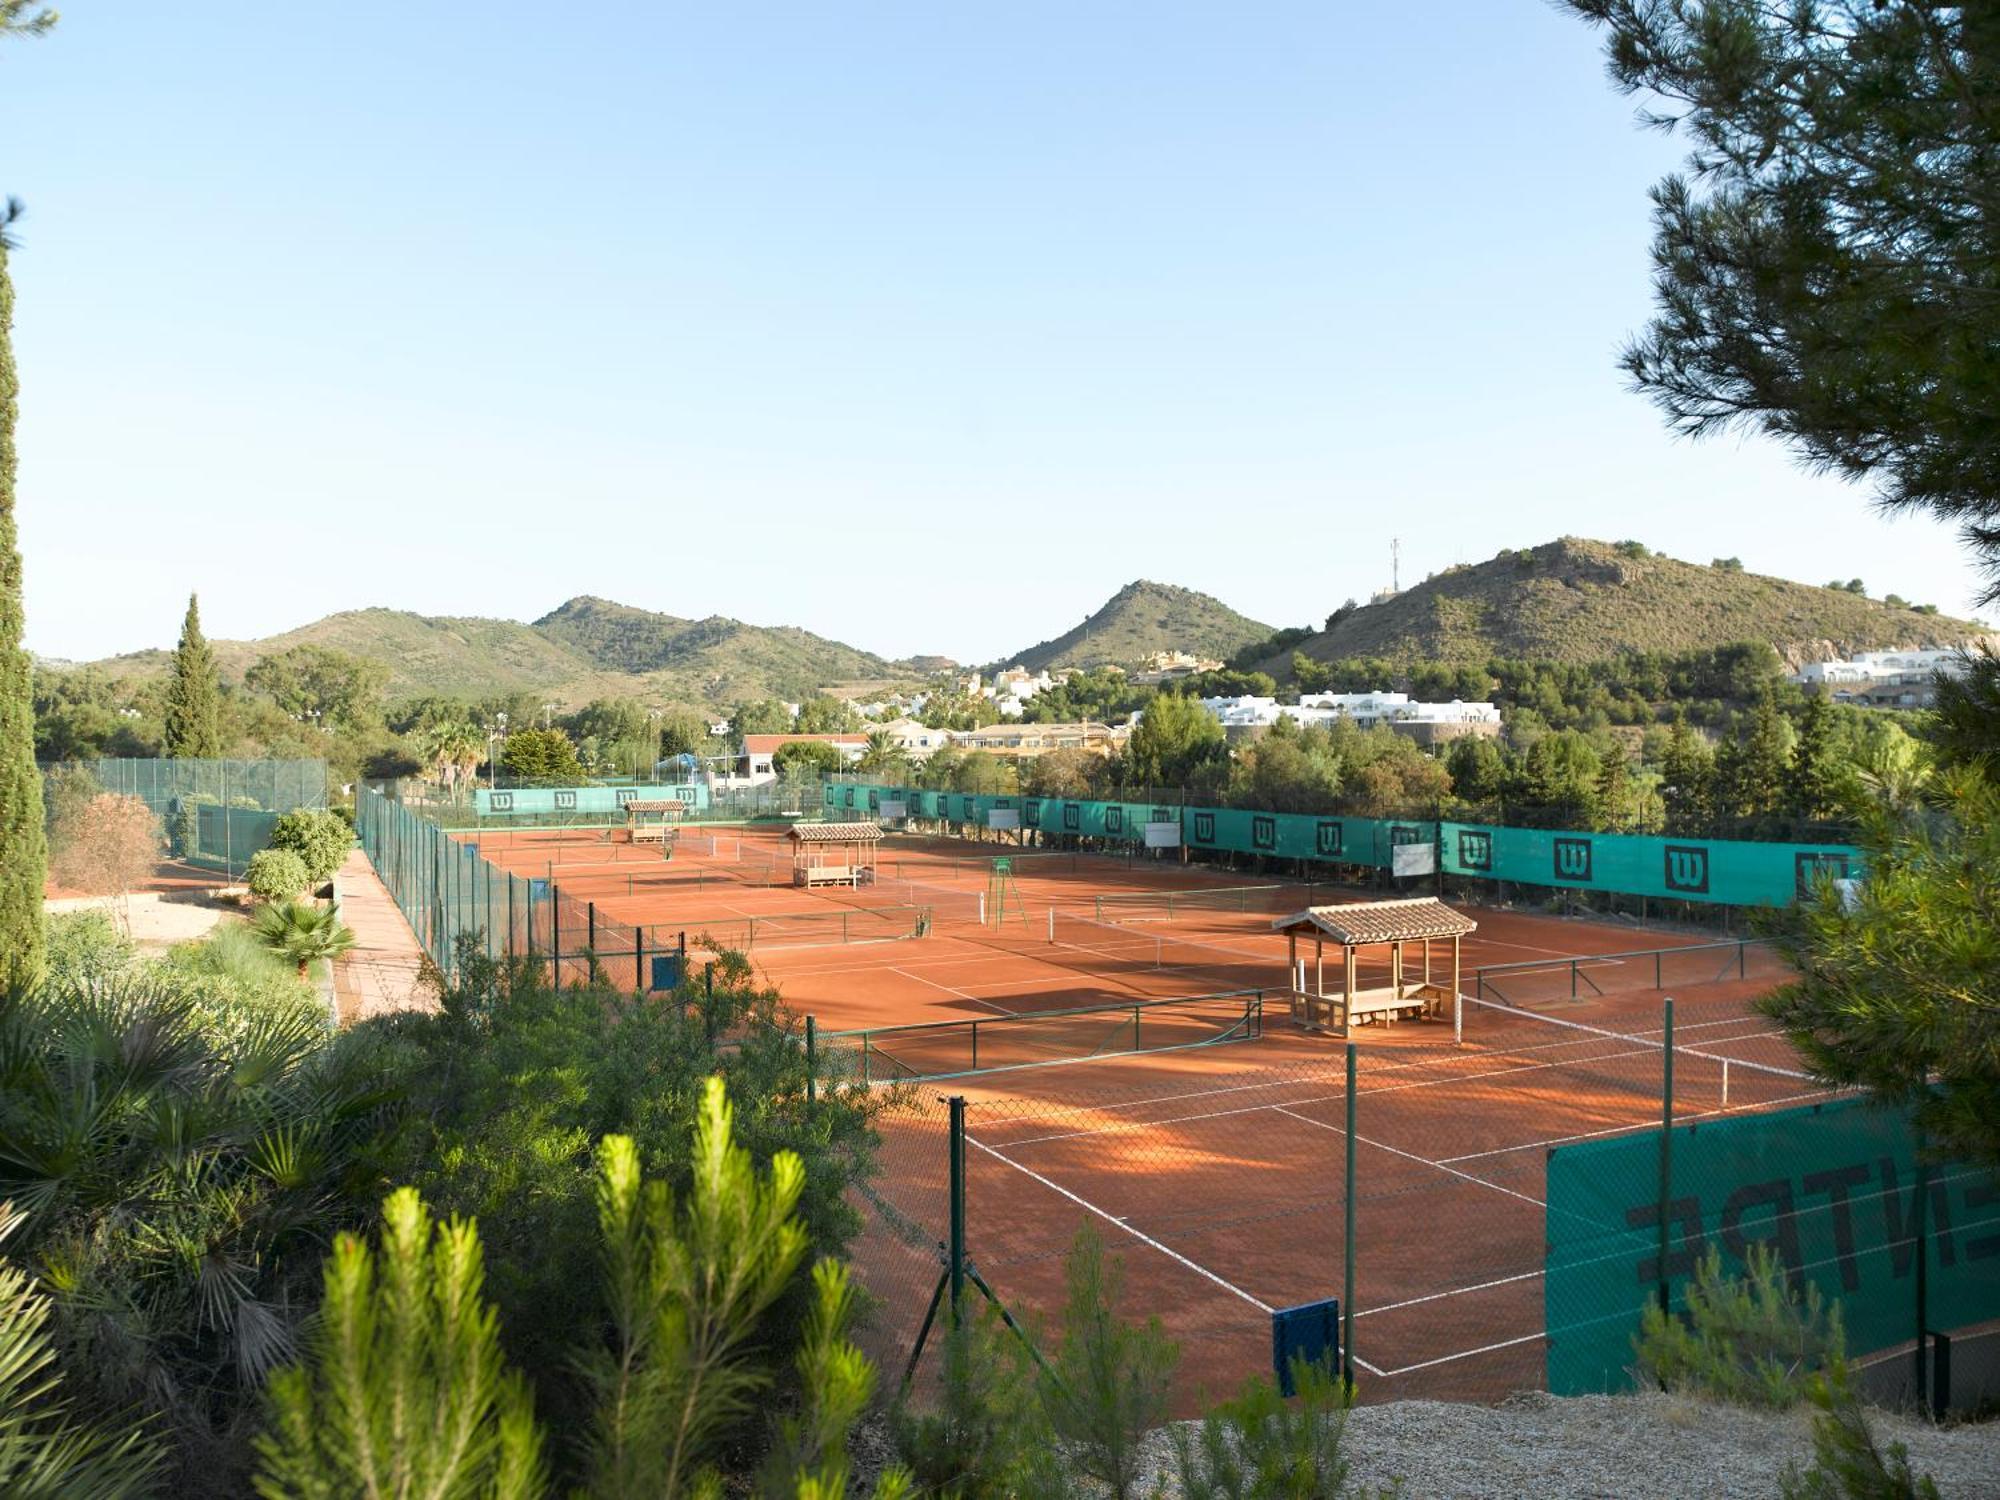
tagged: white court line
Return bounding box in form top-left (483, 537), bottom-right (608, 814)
top-left (1271, 1106), bottom-right (1548, 1210)
top-left (1437, 1087), bottom-right (1845, 1165)
top-left (887, 966), bottom-right (1015, 1016)
top-left (962, 1131), bottom-right (1390, 1380)
top-left (1352, 1268), bottom-right (1544, 1320)
top-left (1374, 1330), bottom-right (1545, 1378)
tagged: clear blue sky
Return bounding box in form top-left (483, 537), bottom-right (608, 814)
top-left (6, 1), bottom-right (1988, 665)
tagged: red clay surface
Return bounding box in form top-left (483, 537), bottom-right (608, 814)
top-left (463, 823), bottom-right (1821, 1408)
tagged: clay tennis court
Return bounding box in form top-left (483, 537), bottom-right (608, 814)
top-left (461, 821), bottom-right (1821, 1405)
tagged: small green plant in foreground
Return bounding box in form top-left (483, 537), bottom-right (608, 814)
top-left (1780, 1363), bottom-right (1940, 1500)
top-left (1170, 1354), bottom-right (1399, 1500)
top-left (1633, 1246), bottom-right (1844, 1407)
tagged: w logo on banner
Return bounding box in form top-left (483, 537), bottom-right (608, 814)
top-left (1664, 845), bottom-right (1709, 894)
top-left (1389, 824), bottom-right (1422, 846)
top-left (824, 787), bottom-right (835, 805)
top-left (1252, 815), bottom-right (1276, 851)
top-left (1553, 837), bottom-right (1592, 882)
top-left (1316, 821), bottom-right (1343, 857)
top-left (1152, 807), bottom-right (1172, 825)
top-left (867, 790), bottom-right (880, 812)
top-left (490, 792), bottom-right (514, 812)
top-left (1458, 830), bottom-right (1492, 872)
top-left (1025, 801), bottom-right (1041, 828)
top-left (1193, 812), bottom-right (1216, 843)
top-left (615, 787), bottom-right (640, 806)
top-left (843, 788), bottom-right (855, 808)
top-left (1106, 807), bottom-right (1124, 834)
top-left (1063, 803), bottom-right (1081, 831)
top-left (1795, 851), bottom-right (1850, 899)
top-left (554, 790), bottom-right (577, 811)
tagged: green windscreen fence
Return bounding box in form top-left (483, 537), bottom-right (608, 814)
top-left (47, 758), bottom-right (330, 876)
top-left (823, 781), bottom-right (1862, 909)
top-left (1545, 1097), bottom-right (1999, 1395)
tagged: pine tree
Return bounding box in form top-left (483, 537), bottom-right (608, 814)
top-left (1785, 694), bottom-right (1844, 826)
top-left (1660, 711), bottom-right (1715, 836)
top-left (0, 205), bottom-right (46, 990)
top-left (162, 592), bottom-right (223, 759)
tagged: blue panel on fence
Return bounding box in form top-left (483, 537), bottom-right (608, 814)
top-left (529, 879), bottom-right (550, 900)
top-left (649, 955), bottom-right (684, 992)
top-left (1271, 1298), bottom-right (1341, 1396)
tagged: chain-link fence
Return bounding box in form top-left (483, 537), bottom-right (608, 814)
top-left (841, 992), bottom-right (1999, 1415)
top-left (42, 757), bottom-right (330, 877)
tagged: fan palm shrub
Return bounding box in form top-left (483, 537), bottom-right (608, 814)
top-left (0, 973), bottom-right (410, 1495)
top-left (251, 899), bottom-right (356, 978)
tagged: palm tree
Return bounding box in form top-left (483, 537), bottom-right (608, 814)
top-left (251, 900), bottom-right (357, 979)
top-left (856, 730), bottom-right (908, 775)
top-left (415, 719), bottom-right (484, 795)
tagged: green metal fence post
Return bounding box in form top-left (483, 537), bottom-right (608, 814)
top-left (948, 1096), bottom-right (967, 1329)
top-left (805, 1016), bottom-right (817, 1108)
top-left (1344, 1041), bottom-right (1357, 1391)
top-left (1914, 1126), bottom-right (1930, 1411)
top-left (1658, 997), bottom-right (1675, 1316)
top-left (635, 927), bottom-right (644, 992)
top-left (552, 895), bottom-right (561, 990)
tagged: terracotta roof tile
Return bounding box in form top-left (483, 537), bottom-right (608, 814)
top-left (1270, 898), bottom-right (1477, 945)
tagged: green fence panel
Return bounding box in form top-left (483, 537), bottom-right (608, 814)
top-left (1545, 1097), bottom-right (2000, 1395)
top-left (473, 784), bottom-right (707, 817)
top-left (1441, 823), bottom-right (1861, 908)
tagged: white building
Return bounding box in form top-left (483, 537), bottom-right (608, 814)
top-left (871, 718), bottom-right (952, 760)
top-left (1198, 691), bottom-right (1501, 745)
top-left (1792, 648), bottom-right (1973, 709)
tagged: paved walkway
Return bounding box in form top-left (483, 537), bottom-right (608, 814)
top-left (333, 846), bottom-right (433, 1024)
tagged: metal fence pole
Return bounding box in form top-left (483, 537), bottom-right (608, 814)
top-left (1344, 1041), bottom-right (1357, 1391)
top-left (1657, 997), bottom-right (1675, 1316)
top-left (1914, 1126), bottom-right (1930, 1410)
top-left (948, 1096), bottom-right (967, 1328)
top-left (805, 1016), bottom-right (817, 1108)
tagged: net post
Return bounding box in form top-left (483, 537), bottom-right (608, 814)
top-left (1343, 1041), bottom-right (1357, 1393)
top-left (1657, 996), bottom-right (1675, 1316)
top-left (948, 1095), bottom-right (967, 1328)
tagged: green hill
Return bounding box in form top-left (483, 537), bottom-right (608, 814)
top-left (87, 598), bottom-right (921, 710)
top-left (1263, 538), bottom-right (1990, 672)
top-left (1003, 580), bottom-right (1275, 671)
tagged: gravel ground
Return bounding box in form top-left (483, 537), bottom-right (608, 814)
top-left (1137, 1391), bottom-right (2000, 1499)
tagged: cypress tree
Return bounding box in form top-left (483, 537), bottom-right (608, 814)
top-left (0, 206), bottom-right (47, 988)
top-left (162, 592), bottom-right (223, 758)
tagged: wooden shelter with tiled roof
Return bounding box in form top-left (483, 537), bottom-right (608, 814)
top-left (1271, 898), bottom-right (1477, 1040)
top-left (619, 798), bottom-right (687, 849)
top-left (787, 820), bottom-right (883, 888)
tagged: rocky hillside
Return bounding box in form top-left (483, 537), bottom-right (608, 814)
top-left (1262, 538), bottom-right (1989, 672)
top-left (1004, 580), bottom-right (1274, 672)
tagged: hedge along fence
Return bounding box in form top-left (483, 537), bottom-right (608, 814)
top-left (820, 780), bottom-right (1862, 910)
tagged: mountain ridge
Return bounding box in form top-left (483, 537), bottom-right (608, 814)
top-left (999, 580), bottom-right (1276, 672)
top-left (1262, 538), bottom-right (1990, 673)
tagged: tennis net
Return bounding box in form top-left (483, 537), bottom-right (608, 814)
top-left (1089, 881), bottom-right (1338, 922)
top-left (820, 988), bottom-right (1266, 1083)
top-left (1461, 993), bottom-right (1828, 1113)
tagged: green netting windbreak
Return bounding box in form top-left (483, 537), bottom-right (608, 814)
top-left (825, 778), bottom-right (1865, 910)
top-left (1546, 1096), bottom-right (1999, 1398)
top-left (43, 758), bottom-right (330, 876)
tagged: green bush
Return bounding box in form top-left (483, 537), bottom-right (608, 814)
top-left (41, 908), bottom-right (134, 989)
top-left (1632, 1246), bottom-right (1845, 1408)
top-left (376, 943), bottom-right (887, 1458)
top-left (890, 1311), bottom-right (1051, 1499)
top-left (171, 793), bottom-right (214, 859)
top-left (1780, 1362), bottom-right (1940, 1500)
top-left (157, 921), bottom-right (327, 1047)
top-left (244, 847), bottom-right (308, 902)
top-left (1030, 1225), bottom-right (1179, 1500)
top-left (256, 1086), bottom-right (910, 1500)
top-left (266, 808), bottom-right (352, 885)
top-left (1170, 1355), bottom-right (1402, 1500)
